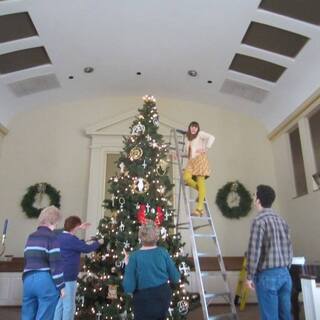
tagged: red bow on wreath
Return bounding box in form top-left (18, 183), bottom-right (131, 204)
top-left (137, 204), bottom-right (164, 226)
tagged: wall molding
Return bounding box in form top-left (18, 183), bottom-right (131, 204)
top-left (0, 123), bottom-right (9, 136)
top-left (268, 87), bottom-right (320, 141)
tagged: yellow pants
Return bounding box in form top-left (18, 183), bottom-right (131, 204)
top-left (183, 170), bottom-right (206, 211)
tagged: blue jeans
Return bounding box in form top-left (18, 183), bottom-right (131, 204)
top-left (53, 281), bottom-right (77, 320)
top-left (21, 271), bottom-right (59, 320)
top-left (254, 267), bottom-right (292, 320)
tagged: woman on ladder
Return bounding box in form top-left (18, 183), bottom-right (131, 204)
top-left (184, 121), bottom-right (215, 216)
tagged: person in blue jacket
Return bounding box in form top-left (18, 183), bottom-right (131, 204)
top-left (53, 216), bottom-right (104, 320)
top-left (123, 219), bottom-right (180, 320)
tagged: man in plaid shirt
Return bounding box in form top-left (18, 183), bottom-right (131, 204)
top-left (246, 185), bottom-right (293, 320)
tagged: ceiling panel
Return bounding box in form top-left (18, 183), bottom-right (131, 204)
top-left (242, 21), bottom-right (309, 57)
top-left (229, 53), bottom-right (286, 82)
top-left (0, 47), bottom-right (51, 74)
top-left (259, 0), bottom-right (320, 25)
top-left (0, 12), bottom-right (38, 43)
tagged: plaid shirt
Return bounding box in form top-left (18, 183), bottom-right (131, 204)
top-left (246, 208), bottom-right (293, 280)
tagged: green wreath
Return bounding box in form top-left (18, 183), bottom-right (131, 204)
top-left (21, 183), bottom-right (61, 218)
top-left (215, 181), bottom-right (252, 219)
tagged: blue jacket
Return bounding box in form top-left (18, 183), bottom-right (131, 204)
top-left (57, 231), bottom-right (100, 281)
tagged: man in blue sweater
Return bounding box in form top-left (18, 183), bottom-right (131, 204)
top-left (53, 216), bottom-right (104, 320)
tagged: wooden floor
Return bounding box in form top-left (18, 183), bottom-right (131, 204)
top-left (0, 304), bottom-right (305, 320)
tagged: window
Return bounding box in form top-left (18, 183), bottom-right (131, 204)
top-left (289, 127), bottom-right (308, 196)
top-left (309, 106), bottom-right (320, 173)
top-left (104, 153), bottom-right (120, 216)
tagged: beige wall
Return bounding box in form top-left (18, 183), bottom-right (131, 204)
top-left (272, 120), bottom-right (320, 263)
top-left (0, 123), bottom-right (8, 158)
top-left (0, 95), bottom-right (278, 257)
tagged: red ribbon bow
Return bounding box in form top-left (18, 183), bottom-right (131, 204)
top-left (137, 204), bottom-right (164, 226)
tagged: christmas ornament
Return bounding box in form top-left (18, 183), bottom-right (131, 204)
top-left (119, 221), bottom-right (125, 232)
top-left (132, 178), bottom-right (149, 194)
top-left (76, 295), bottom-right (85, 306)
top-left (153, 116), bottom-right (160, 127)
top-left (156, 159), bottom-right (169, 176)
top-left (129, 147), bottom-right (143, 161)
top-left (146, 134), bottom-right (152, 141)
top-left (178, 261), bottom-right (190, 276)
top-left (155, 207), bottom-right (164, 226)
top-left (157, 185), bottom-right (166, 194)
top-left (115, 260), bottom-right (125, 269)
top-left (160, 227), bottom-right (167, 239)
top-left (119, 162), bottom-right (125, 173)
top-left (142, 159), bottom-right (147, 169)
top-left (131, 122), bottom-right (145, 135)
top-left (123, 240), bottom-right (130, 249)
top-left (177, 300), bottom-right (189, 315)
top-left (107, 285), bottom-right (118, 299)
top-left (96, 311), bottom-right (102, 320)
top-left (111, 194), bottom-right (115, 207)
top-left (119, 197), bottom-right (125, 210)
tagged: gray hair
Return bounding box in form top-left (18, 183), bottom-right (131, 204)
top-left (38, 206), bottom-right (61, 226)
top-left (139, 220), bottom-right (160, 245)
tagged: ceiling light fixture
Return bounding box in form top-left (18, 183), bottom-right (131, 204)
top-left (187, 70), bottom-right (198, 77)
top-left (84, 66), bottom-right (94, 73)
top-left (207, 80), bottom-right (212, 84)
top-left (136, 72), bottom-right (142, 75)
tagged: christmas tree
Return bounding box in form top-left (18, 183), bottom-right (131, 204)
top-left (75, 95), bottom-right (191, 320)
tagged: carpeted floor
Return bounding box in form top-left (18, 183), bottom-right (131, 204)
top-left (0, 304), bottom-right (305, 320)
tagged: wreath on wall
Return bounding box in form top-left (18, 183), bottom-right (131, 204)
top-left (21, 183), bottom-right (61, 218)
top-left (215, 181), bottom-right (252, 219)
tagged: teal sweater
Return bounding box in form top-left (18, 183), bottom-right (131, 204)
top-left (123, 247), bottom-right (180, 293)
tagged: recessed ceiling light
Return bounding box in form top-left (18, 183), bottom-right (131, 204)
top-left (188, 70), bottom-right (198, 77)
top-left (68, 75), bottom-right (74, 79)
top-left (84, 66), bottom-right (94, 73)
top-left (136, 72), bottom-right (142, 75)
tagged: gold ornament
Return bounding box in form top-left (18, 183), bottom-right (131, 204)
top-left (129, 147), bottom-right (143, 161)
top-left (107, 285), bottom-right (118, 299)
top-left (131, 177), bottom-right (150, 194)
top-left (156, 159), bottom-right (169, 176)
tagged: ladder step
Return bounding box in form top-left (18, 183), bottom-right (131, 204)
top-left (191, 216), bottom-right (211, 221)
top-left (201, 271), bottom-right (226, 277)
top-left (197, 252), bottom-right (211, 257)
top-left (205, 292), bottom-right (230, 300)
top-left (194, 233), bottom-right (216, 238)
top-left (209, 313), bottom-right (237, 320)
top-left (189, 199), bottom-right (208, 203)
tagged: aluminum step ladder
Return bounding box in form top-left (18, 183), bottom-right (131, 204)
top-left (169, 128), bottom-right (238, 320)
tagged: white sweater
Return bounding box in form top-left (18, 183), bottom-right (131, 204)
top-left (185, 131), bottom-right (215, 159)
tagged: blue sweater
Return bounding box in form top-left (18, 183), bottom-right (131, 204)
top-left (23, 226), bottom-right (65, 290)
top-left (57, 231), bottom-right (100, 281)
top-left (123, 247), bottom-right (180, 293)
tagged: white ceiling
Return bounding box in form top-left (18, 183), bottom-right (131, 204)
top-left (0, 0), bottom-right (320, 131)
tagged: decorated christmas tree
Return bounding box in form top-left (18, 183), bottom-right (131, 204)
top-left (75, 95), bottom-right (191, 320)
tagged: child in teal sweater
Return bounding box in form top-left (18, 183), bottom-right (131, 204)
top-left (123, 220), bottom-right (180, 320)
